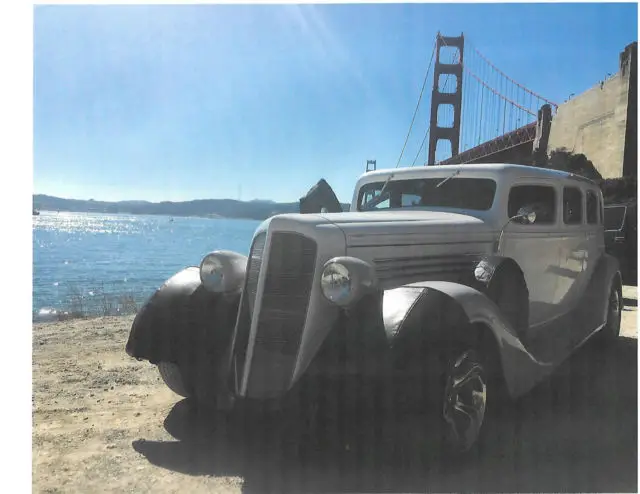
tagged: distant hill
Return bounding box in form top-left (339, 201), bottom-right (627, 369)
top-left (33, 194), bottom-right (350, 220)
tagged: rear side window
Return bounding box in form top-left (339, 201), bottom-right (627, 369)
top-left (508, 185), bottom-right (556, 224)
top-left (586, 190), bottom-right (599, 224)
top-left (563, 187), bottom-right (583, 225)
top-left (604, 206), bottom-right (626, 230)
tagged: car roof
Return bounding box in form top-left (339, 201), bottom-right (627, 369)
top-left (358, 163), bottom-right (596, 185)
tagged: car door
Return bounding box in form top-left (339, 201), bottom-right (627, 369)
top-left (583, 188), bottom-right (603, 282)
top-left (554, 185), bottom-right (588, 312)
top-left (500, 182), bottom-right (562, 328)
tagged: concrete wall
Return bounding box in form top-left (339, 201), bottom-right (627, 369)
top-left (622, 43), bottom-right (637, 177)
top-left (547, 42), bottom-right (637, 178)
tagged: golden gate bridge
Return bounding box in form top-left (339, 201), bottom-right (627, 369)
top-left (395, 32), bottom-right (559, 168)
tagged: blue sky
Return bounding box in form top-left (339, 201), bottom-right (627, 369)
top-left (34, 3), bottom-right (637, 204)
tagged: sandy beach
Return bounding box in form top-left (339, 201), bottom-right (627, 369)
top-left (33, 287), bottom-right (638, 493)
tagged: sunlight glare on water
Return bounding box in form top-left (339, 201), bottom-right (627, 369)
top-left (33, 211), bottom-right (260, 320)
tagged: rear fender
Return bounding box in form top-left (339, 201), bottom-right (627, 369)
top-left (587, 252), bottom-right (623, 327)
top-left (125, 267), bottom-right (240, 368)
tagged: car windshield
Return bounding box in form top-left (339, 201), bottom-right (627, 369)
top-left (604, 206), bottom-right (627, 230)
top-left (357, 177), bottom-right (497, 212)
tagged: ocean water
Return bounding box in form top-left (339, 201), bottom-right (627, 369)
top-left (32, 211), bottom-right (261, 321)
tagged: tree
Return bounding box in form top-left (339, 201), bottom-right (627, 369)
top-left (538, 148), bottom-right (636, 204)
top-left (543, 148), bottom-right (603, 181)
top-left (600, 176), bottom-right (637, 204)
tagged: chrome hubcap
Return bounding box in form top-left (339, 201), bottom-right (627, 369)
top-left (442, 351), bottom-right (487, 452)
top-left (608, 288), bottom-right (621, 329)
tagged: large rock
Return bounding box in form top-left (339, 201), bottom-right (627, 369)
top-left (299, 179), bottom-right (343, 214)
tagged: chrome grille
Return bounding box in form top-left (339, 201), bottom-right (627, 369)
top-left (232, 231), bottom-right (318, 396)
top-left (254, 233), bottom-right (317, 356)
top-left (246, 233), bottom-right (266, 315)
top-left (374, 253), bottom-right (483, 282)
top-left (232, 233), bottom-right (266, 384)
top-left (241, 232), bottom-right (318, 397)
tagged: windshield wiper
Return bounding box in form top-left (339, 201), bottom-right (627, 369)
top-left (436, 169), bottom-right (460, 188)
top-left (362, 173), bottom-right (395, 211)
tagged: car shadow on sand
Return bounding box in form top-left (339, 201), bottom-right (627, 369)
top-left (132, 336), bottom-right (637, 493)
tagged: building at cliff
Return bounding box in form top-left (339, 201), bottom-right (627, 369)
top-left (547, 42), bottom-right (637, 178)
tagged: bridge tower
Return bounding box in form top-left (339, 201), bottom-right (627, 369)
top-left (427, 33), bottom-right (464, 165)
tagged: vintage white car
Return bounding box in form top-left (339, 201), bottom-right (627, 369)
top-left (126, 163), bottom-right (622, 455)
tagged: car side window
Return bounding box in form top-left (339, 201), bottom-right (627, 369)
top-left (563, 187), bottom-right (583, 225)
top-left (586, 190), bottom-right (598, 224)
top-left (360, 186), bottom-right (382, 208)
top-left (508, 185), bottom-right (556, 224)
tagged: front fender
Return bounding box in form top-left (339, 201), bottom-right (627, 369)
top-left (469, 255), bottom-right (523, 289)
top-left (125, 267), bottom-right (240, 367)
top-left (388, 281), bottom-right (554, 399)
top-left (303, 282), bottom-right (551, 399)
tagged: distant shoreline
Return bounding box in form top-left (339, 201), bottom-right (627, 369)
top-left (35, 209), bottom-right (235, 220)
top-left (33, 194), bottom-right (349, 221)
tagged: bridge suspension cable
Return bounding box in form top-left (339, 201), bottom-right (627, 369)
top-left (471, 44), bottom-right (558, 108)
top-left (395, 39), bottom-right (437, 168)
top-left (454, 37), bottom-right (557, 161)
top-left (464, 67), bottom-right (537, 117)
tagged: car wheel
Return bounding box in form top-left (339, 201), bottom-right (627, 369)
top-left (157, 361), bottom-right (194, 398)
top-left (600, 282), bottom-right (622, 343)
top-left (438, 348), bottom-right (489, 455)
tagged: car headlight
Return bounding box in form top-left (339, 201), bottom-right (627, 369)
top-left (199, 251), bottom-right (248, 293)
top-left (321, 262), bottom-right (353, 304)
top-left (200, 255), bottom-right (225, 292)
top-left (320, 257), bottom-right (377, 307)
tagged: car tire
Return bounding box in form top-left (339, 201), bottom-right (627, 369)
top-left (157, 361), bottom-right (194, 398)
top-left (432, 347), bottom-right (490, 456)
top-left (420, 338), bottom-right (516, 463)
top-left (598, 282), bottom-right (623, 343)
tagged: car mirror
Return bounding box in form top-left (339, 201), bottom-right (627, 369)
top-left (497, 207), bottom-right (537, 255)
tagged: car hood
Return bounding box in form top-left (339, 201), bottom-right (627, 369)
top-left (319, 209), bottom-right (487, 226)
top-left (257, 210), bottom-right (496, 253)
top-left (316, 210), bottom-right (496, 247)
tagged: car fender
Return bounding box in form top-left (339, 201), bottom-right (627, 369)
top-left (468, 255), bottom-right (524, 289)
top-left (125, 267), bottom-right (240, 370)
top-left (586, 252), bottom-right (623, 326)
top-left (467, 255), bottom-right (530, 335)
top-left (383, 281), bottom-right (554, 399)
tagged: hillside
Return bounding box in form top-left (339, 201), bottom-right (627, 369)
top-left (33, 194), bottom-right (349, 220)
